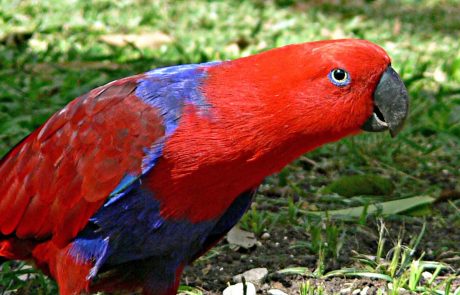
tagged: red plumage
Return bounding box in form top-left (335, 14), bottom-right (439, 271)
top-left (0, 76), bottom-right (163, 264)
top-left (147, 40), bottom-right (390, 221)
top-left (0, 39), bottom-right (408, 295)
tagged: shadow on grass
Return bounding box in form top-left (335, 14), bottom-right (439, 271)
top-left (273, 0), bottom-right (460, 36)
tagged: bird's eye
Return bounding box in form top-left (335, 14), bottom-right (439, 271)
top-left (328, 68), bottom-right (351, 87)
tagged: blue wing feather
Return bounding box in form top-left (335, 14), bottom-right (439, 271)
top-left (69, 61), bottom-right (227, 284)
top-left (72, 186), bottom-right (254, 283)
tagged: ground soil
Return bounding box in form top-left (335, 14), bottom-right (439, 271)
top-left (182, 202), bottom-right (460, 294)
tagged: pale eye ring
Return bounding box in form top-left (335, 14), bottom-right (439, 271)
top-left (328, 68), bottom-right (351, 86)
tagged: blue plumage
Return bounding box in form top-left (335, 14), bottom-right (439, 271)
top-left (136, 62), bottom-right (220, 135)
top-left (72, 186), bottom-right (254, 288)
top-left (136, 61), bottom-right (221, 174)
top-left (109, 173), bottom-right (138, 198)
top-left (69, 237), bottom-right (109, 278)
top-left (69, 61), bottom-right (254, 291)
top-left (106, 61), bottom-right (221, 203)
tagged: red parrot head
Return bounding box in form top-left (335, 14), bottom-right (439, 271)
top-left (288, 39), bottom-right (409, 138)
top-left (205, 39), bottom-right (409, 148)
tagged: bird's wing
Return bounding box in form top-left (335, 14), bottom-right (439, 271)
top-left (0, 75), bottom-right (165, 246)
top-left (190, 188), bottom-right (256, 262)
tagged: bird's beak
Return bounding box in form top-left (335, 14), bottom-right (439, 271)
top-left (361, 66), bottom-right (409, 137)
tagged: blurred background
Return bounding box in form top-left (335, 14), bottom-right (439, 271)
top-left (0, 0), bottom-right (459, 294)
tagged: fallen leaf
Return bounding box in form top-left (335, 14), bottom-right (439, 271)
top-left (100, 32), bottom-right (173, 49)
top-left (227, 226), bottom-right (257, 249)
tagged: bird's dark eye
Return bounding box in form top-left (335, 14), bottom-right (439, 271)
top-left (328, 68), bottom-right (351, 87)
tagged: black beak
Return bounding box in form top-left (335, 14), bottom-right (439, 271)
top-left (361, 66), bottom-right (409, 137)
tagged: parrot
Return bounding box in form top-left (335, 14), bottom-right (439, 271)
top-left (0, 39), bottom-right (409, 295)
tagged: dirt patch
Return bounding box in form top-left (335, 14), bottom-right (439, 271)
top-left (182, 202), bottom-right (460, 294)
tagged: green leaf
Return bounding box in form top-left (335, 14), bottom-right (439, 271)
top-left (323, 268), bottom-right (393, 282)
top-left (307, 196), bottom-right (436, 217)
top-left (178, 285), bottom-right (204, 295)
top-left (321, 174), bottom-right (394, 198)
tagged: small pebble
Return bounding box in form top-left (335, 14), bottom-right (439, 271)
top-left (223, 282), bottom-right (256, 295)
top-left (422, 271), bottom-right (433, 281)
top-left (340, 288), bottom-right (351, 294)
top-left (267, 289), bottom-right (288, 295)
top-left (360, 286), bottom-right (369, 295)
top-left (261, 232), bottom-right (271, 240)
top-left (233, 268), bottom-right (268, 285)
top-left (271, 281), bottom-right (284, 290)
top-left (18, 265), bottom-right (33, 281)
top-left (352, 289), bottom-right (361, 295)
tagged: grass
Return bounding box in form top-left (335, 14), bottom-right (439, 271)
top-left (300, 281), bottom-right (326, 295)
top-left (323, 222), bottom-right (456, 294)
top-left (282, 221), bottom-right (459, 294)
top-left (1, 0), bottom-right (460, 294)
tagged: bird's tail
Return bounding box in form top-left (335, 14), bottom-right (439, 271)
top-left (0, 238), bottom-right (36, 262)
top-left (0, 238), bottom-right (11, 264)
